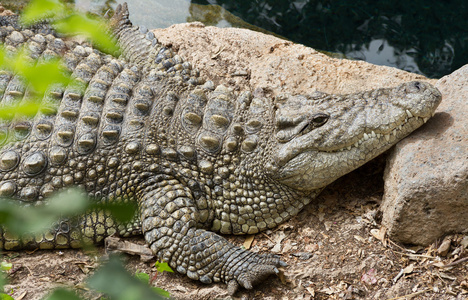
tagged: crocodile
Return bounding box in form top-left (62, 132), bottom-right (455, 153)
top-left (0, 3), bottom-right (441, 293)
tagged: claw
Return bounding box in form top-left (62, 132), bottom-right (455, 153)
top-left (279, 260), bottom-right (288, 267)
top-left (227, 279), bottom-right (239, 295)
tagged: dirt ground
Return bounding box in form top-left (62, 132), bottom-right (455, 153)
top-left (2, 156), bottom-right (467, 300)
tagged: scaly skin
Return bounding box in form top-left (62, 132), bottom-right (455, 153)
top-left (0, 3), bottom-right (441, 293)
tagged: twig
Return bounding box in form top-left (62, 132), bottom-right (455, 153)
top-left (261, 232), bottom-right (275, 243)
top-left (386, 289), bottom-right (431, 300)
top-left (387, 239), bottom-right (416, 253)
top-left (392, 269), bottom-right (405, 283)
top-left (441, 256), bottom-right (468, 268)
top-left (393, 251), bottom-right (436, 259)
top-left (211, 46), bottom-right (226, 59)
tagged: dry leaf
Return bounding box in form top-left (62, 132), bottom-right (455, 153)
top-left (403, 263), bottom-right (414, 274)
top-left (370, 227), bottom-right (387, 246)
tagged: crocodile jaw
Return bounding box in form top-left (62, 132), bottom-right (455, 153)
top-left (271, 81), bottom-right (442, 192)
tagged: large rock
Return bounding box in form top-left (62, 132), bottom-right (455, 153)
top-left (152, 23), bottom-right (433, 95)
top-left (381, 65), bottom-right (468, 245)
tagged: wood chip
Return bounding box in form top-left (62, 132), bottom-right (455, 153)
top-left (105, 236), bottom-right (154, 262)
top-left (243, 235), bottom-right (255, 250)
top-left (16, 291), bottom-right (27, 300)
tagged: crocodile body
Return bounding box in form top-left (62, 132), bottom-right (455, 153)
top-left (0, 4), bottom-right (441, 292)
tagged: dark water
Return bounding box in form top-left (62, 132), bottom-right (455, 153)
top-left (4, 0), bottom-right (467, 78)
top-left (192, 0), bottom-right (468, 78)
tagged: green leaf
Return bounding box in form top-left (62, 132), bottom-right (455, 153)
top-left (0, 48), bottom-right (10, 70)
top-left (87, 255), bottom-right (165, 300)
top-left (0, 262), bottom-right (12, 272)
top-left (0, 293), bottom-right (14, 300)
top-left (19, 59), bottom-right (70, 94)
top-left (0, 101), bottom-right (43, 121)
top-left (154, 262), bottom-right (173, 273)
top-left (21, 0), bottom-right (66, 26)
top-left (44, 188), bottom-right (89, 216)
top-left (134, 272), bottom-right (150, 284)
top-left (152, 287), bottom-right (170, 298)
top-left (91, 202), bottom-right (138, 224)
top-left (53, 13), bottom-right (120, 55)
top-left (43, 288), bottom-right (82, 300)
top-left (0, 189), bottom-right (89, 235)
top-left (7, 47), bottom-right (70, 95)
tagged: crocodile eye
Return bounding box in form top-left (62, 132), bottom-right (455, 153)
top-left (298, 113), bottom-right (329, 136)
top-left (311, 113), bottom-right (329, 127)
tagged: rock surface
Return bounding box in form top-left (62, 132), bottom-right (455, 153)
top-left (152, 23), bottom-right (434, 95)
top-left (381, 65), bottom-right (468, 245)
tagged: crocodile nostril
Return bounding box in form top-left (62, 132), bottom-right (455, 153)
top-left (414, 81), bottom-right (421, 91)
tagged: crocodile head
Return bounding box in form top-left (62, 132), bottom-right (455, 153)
top-left (268, 81), bottom-right (442, 192)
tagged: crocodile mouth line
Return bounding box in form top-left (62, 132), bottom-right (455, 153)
top-left (322, 110), bottom-right (432, 154)
top-left (277, 111), bottom-right (433, 185)
top-left (275, 110), bottom-right (434, 173)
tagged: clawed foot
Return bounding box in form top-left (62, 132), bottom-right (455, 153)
top-left (227, 254), bottom-right (287, 295)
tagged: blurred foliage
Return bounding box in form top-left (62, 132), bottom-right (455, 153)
top-left (193, 0), bottom-right (468, 78)
top-left (0, 1), bottom-right (169, 299)
top-left (0, 189), bottom-right (138, 236)
top-left (0, 263), bottom-right (11, 300)
top-left (0, 46), bottom-right (70, 120)
top-left (44, 288), bottom-right (82, 300)
top-left (0, 0), bottom-right (119, 121)
top-left (0, 189), bottom-right (87, 235)
top-left (21, 0), bottom-right (119, 55)
top-left (87, 255), bottom-right (166, 300)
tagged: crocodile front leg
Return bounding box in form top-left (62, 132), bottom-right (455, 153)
top-left (139, 179), bottom-right (285, 293)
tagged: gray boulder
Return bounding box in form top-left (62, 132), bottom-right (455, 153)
top-left (381, 65), bottom-right (468, 245)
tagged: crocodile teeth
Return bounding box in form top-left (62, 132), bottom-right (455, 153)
top-left (371, 131), bottom-right (376, 138)
top-left (354, 142), bottom-right (359, 147)
top-left (363, 133), bottom-right (369, 140)
top-left (385, 134), bottom-right (390, 142)
top-left (423, 117), bottom-right (429, 123)
top-left (406, 110), bottom-right (414, 118)
top-left (347, 146), bottom-right (352, 151)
